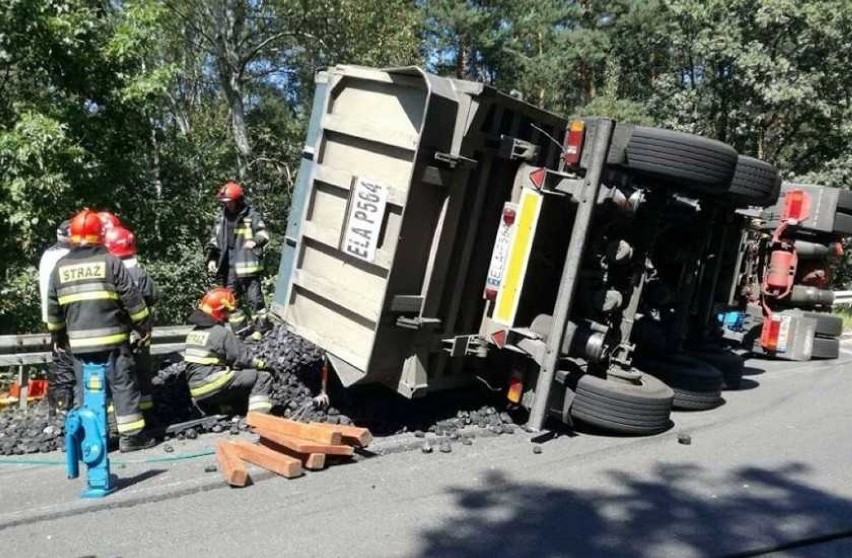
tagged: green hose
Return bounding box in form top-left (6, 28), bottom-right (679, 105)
top-left (0, 447), bottom-right (215, 466)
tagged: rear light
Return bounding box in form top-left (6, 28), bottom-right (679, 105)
top-left (490, 329), bottom-right (507, 349)
top-left (760, 315), bottom-right (782, 351)
top-left (563, 120), bottom-right (585, 166)
top-left (529, 167), bottom-right (545, 190)
top-left (503, 207), bottom-right (517, 225)
top-left (484, 286), bottom-right (498, 301)
top-left (507, 375), bottom-right (523, 404)
top-left (782, 189), bottom-right (809, 221)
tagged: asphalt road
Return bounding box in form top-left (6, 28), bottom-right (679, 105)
top-left (3, 348), bottom-right (852, 558)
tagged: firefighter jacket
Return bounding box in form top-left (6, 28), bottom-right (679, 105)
top-left (122, 257), bottom-right (159, 308)
top-left (205, 204), bottom-right (269, 277)
top-left (183, 309), bottom-right (256, 399)
top-left (46, 246), bottom-right (151, 354)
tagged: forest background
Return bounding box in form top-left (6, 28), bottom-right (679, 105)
top-left (2, 0), bottom-right (851, 333)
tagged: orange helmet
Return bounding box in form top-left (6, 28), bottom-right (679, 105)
top-left (97, 211), bottom-right (122, 230)
top-left (217, 181), bottom-right (244, 202)
top-left (199, 288), bottom-right (237, 322)
top-left (104, 226), bottom-right (137, 258)
top-left (69, 209), bottom-right (104, 245)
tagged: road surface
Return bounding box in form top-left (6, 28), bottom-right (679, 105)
top-left (2, 349), bottom-right (852, 557)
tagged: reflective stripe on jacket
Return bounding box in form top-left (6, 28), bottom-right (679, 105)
top-left (183, 319), bottom-right (255, 400)
top-left (205, 205), bottom-right (269, 277)
top-left (46, 246), bottom-right (150, 353)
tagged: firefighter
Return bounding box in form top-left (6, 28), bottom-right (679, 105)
top-left (98, 211), bottom-right (122, 231)
top-left (205, 182), bottom-right (270, 337)
top-left (183, 287), bottom-right (273, 414)
top-left (39, 219), bottom-right (75, 415)
top-left (46, 209), bottom-right (156, 452)
top-left (104, 225), bottom-right (159, 419)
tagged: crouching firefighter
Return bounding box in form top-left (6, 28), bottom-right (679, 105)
top-left (46, 209), bottom-right (156, 453)
top-left (105, 225), bottom-right (160, 421)
top-left (183, 288), bottom-right (273, 414)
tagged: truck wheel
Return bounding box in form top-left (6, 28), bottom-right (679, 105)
top-left (811, 337), bottom-right (840, 359)
top-left (635, 354), bottom-right (724, 410)
top-left (687, 347), bottom-right (745, 390)
top-left (798, 311), bottom-right (844, 338)
top-left (618, 126), bottom-right (738, 195)
top-left (727, 156), bottom-right (781, 207)
top-left (570, 373), bottom-right (674, 435)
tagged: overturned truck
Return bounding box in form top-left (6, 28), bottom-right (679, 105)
top-left (272, 65), bottom-right (786, 436)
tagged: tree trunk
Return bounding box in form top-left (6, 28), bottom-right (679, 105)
top-left (456, 34), bottom-right (467, 79)
top-left (211, 0), bottom-right (251, 179)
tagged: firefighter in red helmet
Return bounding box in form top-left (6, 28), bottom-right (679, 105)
top-left (104, 225), bottom-right (160, 421)
top-left (98, 211), bottom-right (122, 231)
top-left (205, 181), bottom-right (271, 338)
top-left (46, 209), bottom-right (156, 452)
top-left (182, 287), bottom-right (273, 414)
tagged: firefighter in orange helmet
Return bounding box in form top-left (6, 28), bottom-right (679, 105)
top-left (182, 287), bottom-right (273, 414)
top-left (104, 225), bottom-right (160, 420)
top-left (205, 182), bottom-right (271, 338)
top-left (46, 209), bottom-right (156, 452)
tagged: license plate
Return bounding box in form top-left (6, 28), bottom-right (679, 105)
top-left (485, 203), bottom-right (517, 294)
top-left (341, 178), bottom-right (388, 263)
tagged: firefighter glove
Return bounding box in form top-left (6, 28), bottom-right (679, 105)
top-left (207, 260), bottom-right (218, 274)
top-left (244, 239), bottom-right (257, 250)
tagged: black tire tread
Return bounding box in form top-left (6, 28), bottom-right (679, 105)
top-left (728, 156), bottom-right (780, 207)
top-left (811, 336), bottom-right (840, 359)
top-left (623, 127), bottom-right (738, 192)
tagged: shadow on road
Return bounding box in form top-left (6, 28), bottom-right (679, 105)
top-left (114, 468), bottom-right (166, 491)
top-left (416, 463), bottom-right (852, 558)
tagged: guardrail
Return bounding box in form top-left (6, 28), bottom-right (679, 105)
top-left (834, 290), bottom-right (852, 307)
top-left (0, 326), bottom-right (193, 367)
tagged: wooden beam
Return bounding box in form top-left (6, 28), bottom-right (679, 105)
top-left (230, 439), bottom-right (303, 479)
top-left (310, 422), bottom-right (373, 447)
top-left (216, 440), bottom-right (250, 487)
top-left (246, 412), bottom-right (342, 445)
top-left (254, 427), bottom-right (355, 456)
top-left (260, 438), bottom-right (327, 470)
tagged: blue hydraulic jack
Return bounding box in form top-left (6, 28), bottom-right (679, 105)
top-left (65, 362), bottom-right (116, 498)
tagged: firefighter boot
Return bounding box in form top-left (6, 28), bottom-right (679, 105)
top-left (119, 432), bottom-right (157, 453)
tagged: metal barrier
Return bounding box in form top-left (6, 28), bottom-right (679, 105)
top-left (834, 291), bottom-right (852, 307)
top-left (0, 326), bottom-right (192, 410)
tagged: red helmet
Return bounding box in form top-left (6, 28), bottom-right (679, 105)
top-left (97, 211), bottom-right (122, 230)
top-left (104, 226), bottom-right (137, 258)
top-left (69, 209), bottom-right (104, 245)
top-left (199, 288), bottom-right (237, 322)
top-left (217, 181), bottom-right (244, 202)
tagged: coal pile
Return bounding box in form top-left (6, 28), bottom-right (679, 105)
top-left (149, 325), bottom-right (342, 430)
top-left (0, 325), bottom-right (523, 454)
top-left (0, 401), bottom-right (65, 455)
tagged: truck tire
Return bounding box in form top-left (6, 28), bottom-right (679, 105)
top-left (687, 347), bottom-right (745, 390)
top-left (811, 336), bottom-right (840, 359)
top-left (797, 311), bottom-right (844, 338)
top-left (620, 126), bottom-right (738, 194)
top-left (635, 353), bottom-right (724, 410)
top-left (570, 373), bottom-right (674, 435)
top-left (727, 156), bottom-right (781, 207)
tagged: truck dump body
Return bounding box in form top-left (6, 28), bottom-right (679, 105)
top-left (276, 65), bottom-right (566, 397)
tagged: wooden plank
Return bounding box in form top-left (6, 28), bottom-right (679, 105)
top-left (246, 412), bottom-right (342, 445)
top-left (216, 441), bottom-right (250, 487)
top-left (310, 422), bottom-right (373, 447)
top-left (254, 427), bottom-right (355, 457)
top-left (259, 438), bottom-right (327, 470)
top-left (230, 440), bottom-right (303, 479)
